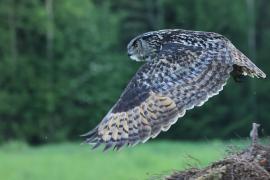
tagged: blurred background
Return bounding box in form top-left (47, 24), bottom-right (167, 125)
top-left (0, 0), bottom-right (269, 179)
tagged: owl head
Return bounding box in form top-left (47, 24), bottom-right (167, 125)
top-left (127, 33), bottom-right (163, 62)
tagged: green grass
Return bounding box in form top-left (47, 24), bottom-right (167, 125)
top-left (0, 140), bottom-right (249, 180)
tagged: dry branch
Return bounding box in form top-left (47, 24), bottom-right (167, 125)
top-left (164, 123), bottom-right (270, 180)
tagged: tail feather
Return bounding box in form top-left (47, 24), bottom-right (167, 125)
top-left (228, 42), bottom-right (266, 78)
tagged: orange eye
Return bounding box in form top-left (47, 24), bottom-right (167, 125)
top-left (133, 41), bottom-right (139, 48)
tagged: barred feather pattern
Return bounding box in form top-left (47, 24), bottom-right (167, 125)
top-left (82, 29), bottom-right (266, 151)
top-left (227, 42), bottom-right (266, 78)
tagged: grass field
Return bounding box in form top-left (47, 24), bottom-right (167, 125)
top-left (0, 140), bottom-right (249, 180)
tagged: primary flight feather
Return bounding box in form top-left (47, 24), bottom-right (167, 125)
top-left (82, 29), bottom-right (266, 151)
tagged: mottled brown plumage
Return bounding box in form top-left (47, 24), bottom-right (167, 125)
top-left (82, 29), bottom-right (266, 151)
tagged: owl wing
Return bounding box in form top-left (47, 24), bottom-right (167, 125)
top-left (83, 43), bottom-right (234, 151)
top-left (227, 42), bottom-right (266, 78)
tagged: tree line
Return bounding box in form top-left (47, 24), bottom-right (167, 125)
top-left (0, 0), bottom-right (269, 144)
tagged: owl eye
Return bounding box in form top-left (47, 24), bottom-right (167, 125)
top-left (133, 41), bottom-right (139, 48)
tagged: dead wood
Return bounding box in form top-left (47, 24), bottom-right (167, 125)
top-left (164, 123), bottom-right (270, 180)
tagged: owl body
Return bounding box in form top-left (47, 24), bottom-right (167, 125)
top-left (128, 29), bottom-right (227, 59)
top-left (83, 29), bottom-right (266, 151)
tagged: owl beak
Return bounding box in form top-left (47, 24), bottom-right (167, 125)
top-left (127, 52), bottom-right (132, 57)
top-left (129, 55), bottom-right (141, 61)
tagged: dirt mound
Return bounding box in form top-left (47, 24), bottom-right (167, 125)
top-left (165, 123), bottom-right (270, 180)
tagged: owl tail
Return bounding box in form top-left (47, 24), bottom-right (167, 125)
top-left (228, 42), bottom-right (266, 79)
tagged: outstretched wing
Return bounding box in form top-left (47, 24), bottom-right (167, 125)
top-left (83, 43), bottom-right (234, 151)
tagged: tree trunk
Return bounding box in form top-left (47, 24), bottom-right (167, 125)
top-left (45, 0), bottom-right (54, 60)
top-left (8, 0), bottom-right (17, 62)
top-left (246, 0), bottom-right (258, 122)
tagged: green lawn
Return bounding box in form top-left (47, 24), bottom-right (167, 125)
top-left (0, 140), bottom-right (249, 180)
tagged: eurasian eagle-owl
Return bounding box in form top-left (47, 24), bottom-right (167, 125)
top-left (83, 29), bottom-right (266, 151)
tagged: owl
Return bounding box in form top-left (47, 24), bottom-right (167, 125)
top-left (82, 29), bottom-right (266, 151)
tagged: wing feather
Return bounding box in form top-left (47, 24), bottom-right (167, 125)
top-left (83, 43), bottom-right (234, 150)
top-left (227, 42), bottom-right (266, 78)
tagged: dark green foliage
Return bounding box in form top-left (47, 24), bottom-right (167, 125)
top-left (0, 0), bottom-right (269, 144)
